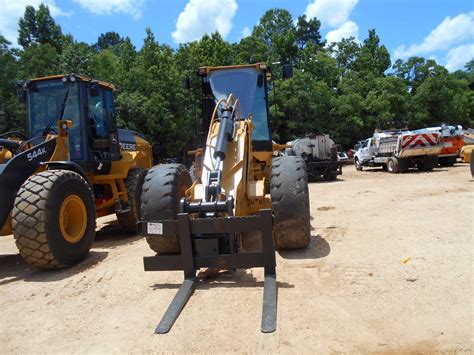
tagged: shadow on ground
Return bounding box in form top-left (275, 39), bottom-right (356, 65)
top-left (0, 250), bottom-right (108, 285)
top-left (278, 234), bottom-right (330, 260)
top-left (150, 268), bottom-right (294, 290)
top-left (93, 219), bottom-right (142, 249)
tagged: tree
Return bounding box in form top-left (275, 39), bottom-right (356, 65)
top-left (94, 31), bottom-right (125, 54)
top-left (252, 9), bottom-right (298, 64)
top-left (356, 29), bottom-right (391, 77)
top-left (59, 41), bottom-right (94, 74)
top-left (18, 43), bottom-right (59, 78)
top-left (18, 4), bottom-right (63, 51)
top-left (0, 36), bottom-right (25, 132)
top-left (295, 15), bottom-right (324, 50)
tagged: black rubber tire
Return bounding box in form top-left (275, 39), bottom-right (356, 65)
top-left (438, 156), bottom-right (456, 167)
top-left (141, 164), bottom-right (192, 254)
top-left (355, 158), bottom-right (363, 171)
top-left (271, 156), bottom-right (311, 250)
top-left (398, 158), bottom-right (410, 173)
top-left (420, 156), bottom-right (437, 171)
top-left (324, 171), bottom-right (337, 181)
top-left (12, 170), bottom-right (95, 269)
top-left (387, 157), bottom-right (399, 173)
top-left (116, 168), bottom-right (148, 230)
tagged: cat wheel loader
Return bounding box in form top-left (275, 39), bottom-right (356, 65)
top-left (0, 74), bottom-right (152, 268)
top-left (137, 63), bottom-right (311, 333)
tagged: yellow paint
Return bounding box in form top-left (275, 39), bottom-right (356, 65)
top-left (59, 194), bottom-right (87, 243)
top-left (401, 256), bottom-right (412, 264)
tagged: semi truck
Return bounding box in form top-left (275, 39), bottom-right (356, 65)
top-left (354, 130), bottom-right (443, 173)
top-left (285, 133), bottom-right (344, 180)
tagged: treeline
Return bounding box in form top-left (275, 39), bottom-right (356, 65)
top-left (0, 4), bottom-right (473, 159)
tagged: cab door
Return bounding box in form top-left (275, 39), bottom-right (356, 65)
top-left (86, 85), bottom-right (120, 173)
top-left (360, 139), bottom-right (373, 161)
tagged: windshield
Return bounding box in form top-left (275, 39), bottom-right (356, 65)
top-left (209, 68), bottom-right (270, 141)
top-left (28, 79), bottom-right (82, 159)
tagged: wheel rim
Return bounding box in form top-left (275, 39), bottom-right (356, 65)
top-left (59, 195), bottom-right (87, 243)
top-left (388, 160), bottom-right (393, 172)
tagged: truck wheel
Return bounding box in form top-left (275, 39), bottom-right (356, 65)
top-left (271, 156), bottom-right (311, 250)
top-left (12, 170), bottom-right (95, 268)
top-left (438, 156), bottom-right (456, 167)
top-left (420, 156), bottom-right (437, 171)
top-left (387, 158), bottom-right (399, 173)
top-left (355, 158), bottom-right (363, 171)
top-left (117, 168), bottom-right (148, 230)
top-left (141, 164), bottom-right (192, 254)
top-left (398, 158), bottom-right (410, 173)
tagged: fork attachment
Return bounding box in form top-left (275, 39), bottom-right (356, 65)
top-left (138, 208), bottom-right (277, 334)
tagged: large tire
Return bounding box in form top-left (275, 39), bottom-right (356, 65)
top-left (355, 158), bottom-right (363, 171)
top-left (271, 156), bottom-right (311, 250)
top-left (116, 168), bottom-right (148, 230)
top-left (387, 157), bottom-right (399, 173)
top-left (12, 170), bottom-right (95, 268)
top-left (141, 164), bottom-right (192, 254)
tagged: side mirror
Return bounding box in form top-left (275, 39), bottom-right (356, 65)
top-left (354, 144), bottom-right (361, 150)
top-left (17, 81), bottom-right (27, 104)
top-left (282, 64), bottom-right (293, 80)
top-left (183, 77), bottom-right (191, 93)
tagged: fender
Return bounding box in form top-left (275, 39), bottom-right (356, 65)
top-left (42, 161), bottom-right (92, 186)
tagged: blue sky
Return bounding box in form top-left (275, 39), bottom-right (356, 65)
top-left (1, 0), bottom-right (473, 71)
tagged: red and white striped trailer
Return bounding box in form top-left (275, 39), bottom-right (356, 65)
top-left (354, 130), bottom-right (443, 173)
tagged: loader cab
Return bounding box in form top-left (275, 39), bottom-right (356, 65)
top-left (24, 74), bottom-right (121, 174)
top-left (199, 63), bottom-right (273, 151)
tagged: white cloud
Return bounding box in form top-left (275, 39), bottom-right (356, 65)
top-left (0, 0), bottom-right (69, 45)
top-left (445, 44), bottom-right (474, 72)
top-left (73, 0), bottom-right (144, 20)
top-left (394, 12), bottom-right (474, 59)
top-left (241, 26), bottom-right (251, 39)
top-left (305, 0), bottom-right (358, 28)
top-left (326, 21), bottom-right (359, 44)
top-left (172, 0), bottom-right (238, 43)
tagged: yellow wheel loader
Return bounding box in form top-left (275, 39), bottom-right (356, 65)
top-left (0, 74), bottom-right (152, 268)
top-left (138, 63), bottom-right (311, 333)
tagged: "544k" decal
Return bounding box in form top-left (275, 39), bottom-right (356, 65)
top-left (27, 147), bottom-right (47, 161)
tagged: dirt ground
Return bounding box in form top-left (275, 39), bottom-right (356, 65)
top-left (0, 164), bottom-right (472, 353)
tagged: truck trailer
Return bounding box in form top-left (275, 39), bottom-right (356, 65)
top-left (285, 133), bottom-right (344, 180)
top-left (354, 130), bottom-right (443, 173)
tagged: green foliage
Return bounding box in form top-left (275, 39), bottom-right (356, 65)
top-left (18, 4), bottom-right (63, 51)
top-left (1, 3), bottom-right (473, 161)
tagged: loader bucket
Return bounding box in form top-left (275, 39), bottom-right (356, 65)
top-left (0, 139), bottom-right (56, 229)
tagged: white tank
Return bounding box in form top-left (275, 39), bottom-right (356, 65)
top-left (287, 134), bottom-right (336, 161)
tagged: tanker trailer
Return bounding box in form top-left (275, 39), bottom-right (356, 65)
top-left (285, 133), bottom-right (344, 181)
